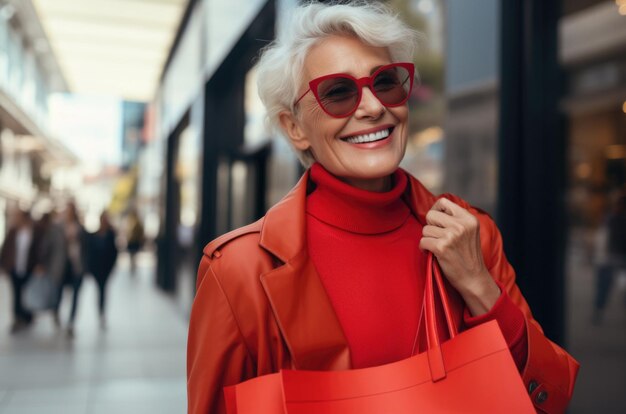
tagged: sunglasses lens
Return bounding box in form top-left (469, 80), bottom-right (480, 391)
top-left (309, 64), bottom-right (413, 117)
top-left (316, 77), bottom-right (359, 116)
top-left (373, 65), bottom-right (411, 106)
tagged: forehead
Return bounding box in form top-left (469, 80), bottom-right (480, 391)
top-left (303, 35), bottom-right (393, 81)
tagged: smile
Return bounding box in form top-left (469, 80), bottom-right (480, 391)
top-left (342, 127), bottom-right (394, 144)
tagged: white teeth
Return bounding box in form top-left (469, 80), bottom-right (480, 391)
top-left (344, 128), bottom-right (390, 144)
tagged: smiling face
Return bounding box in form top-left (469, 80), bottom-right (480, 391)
top-left (279, 35), bottom-right (410, 192)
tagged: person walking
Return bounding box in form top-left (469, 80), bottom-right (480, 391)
top-left (125, 209), bottom-right (144, 276)
top-left (0, 209), bottom-right (40, 333)
top-left (35, 211), bottom-right (67, 328)
top-left (87, 212), bottom-right (118, 329)
top-left (56, 202), bottom-right (88, 338)
top-left (593, 190), bottom-right (626, 324)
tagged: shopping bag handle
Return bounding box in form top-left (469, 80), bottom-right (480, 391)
top-left (424, 252), bottom-right (458, 381)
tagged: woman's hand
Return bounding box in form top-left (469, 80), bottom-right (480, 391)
top-left (419, 197), bottom-right (501, 316)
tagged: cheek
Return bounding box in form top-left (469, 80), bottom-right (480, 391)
top-left (301, 98), bottom-right (320, 117)
top-left (392, 106), bottom-right (409, 124)
top-left (301, 107), bottom-right (348, 144)
top-left (299, 103), bottom-right (326, 136)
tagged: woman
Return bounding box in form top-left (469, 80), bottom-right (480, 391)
top-left (56, 202), bottom-right (88, 338)
top-left (187, 3), bottom-right (578, 413)
top-left (35, 211), bottom-right (67, 327)
top-left (87, 212), bottom-right (118, 329)
top-left (0, 209), bottom-right (39, 332)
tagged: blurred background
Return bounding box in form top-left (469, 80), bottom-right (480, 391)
top-left (0, 0), bottom-right (623, 412)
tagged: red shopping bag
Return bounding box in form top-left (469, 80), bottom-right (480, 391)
top-left (225, 253), bottom-right (535, 413)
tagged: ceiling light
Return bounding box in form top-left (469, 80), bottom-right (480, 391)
top-left (620, 4), bottom-right (626, 15)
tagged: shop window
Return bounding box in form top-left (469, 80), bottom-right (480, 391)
top-left (561, 4), bottom-right (626, 411)
top-left (388, 0), bottom-right (446, 194)
top-left (7, 26), bottom-right (23, 98)
top-left (176, 125), bottom-right (200, 233)
top-left (244, 65), bottom-right (299, 209)
top-left (0, 13), bottom-right (8, 87)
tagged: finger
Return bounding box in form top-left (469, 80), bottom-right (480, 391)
top-left (425, 209), bottom-right (457, 228)
top-left (419, 236), bottom-right (434, 252)
top-left (422, 224), bottom-right (447, 239)
top-left (419, 237), bottom-right (444, 255)
top-left (432, 197), bottom-right (468, 218)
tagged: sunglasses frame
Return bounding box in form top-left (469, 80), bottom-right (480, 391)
top-left (294, 62), bottom-right (415, 118)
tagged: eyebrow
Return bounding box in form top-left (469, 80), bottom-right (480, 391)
top-left (370, 65), bottom-right (384, 75)
top-left (306, 63), bottom-right (391, 82)
top-left (318, 64), bottom-right (386, 78)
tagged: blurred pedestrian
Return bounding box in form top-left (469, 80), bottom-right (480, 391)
top-left (87, 212), bottom-right (118, 329)
top-left (35, 211), bottom-right (67, 327)
top-left (593, 190), bottom-right (626, 325)
top-left (56, 202), bottom-right (88, 338)
top-left (125, 208), bottom-right (144, 276)
top-left (0, 209), bottom-right (41, 333)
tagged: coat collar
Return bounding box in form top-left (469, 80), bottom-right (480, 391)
top-left (258, 169), bottom-right (443, 370)
top-left (259, 169), bottom-right (440, 257)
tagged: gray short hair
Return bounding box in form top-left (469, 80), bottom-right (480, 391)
top-left (256, 1), bottom-right (420, 167)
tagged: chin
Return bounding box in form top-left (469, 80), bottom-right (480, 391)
top-left (354, 156), bottom-right (403, 177)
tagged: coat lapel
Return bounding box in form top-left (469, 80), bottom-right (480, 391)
top-left (259, 171), bottom-right (351, 370)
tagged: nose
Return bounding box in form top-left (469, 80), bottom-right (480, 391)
top-left (354, 86), bottom-right (385, 119)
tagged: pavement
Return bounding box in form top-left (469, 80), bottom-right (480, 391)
top-left (566, 229), bottom-right (626, 414)
top-left (0, 252), bottom-right (188, 414)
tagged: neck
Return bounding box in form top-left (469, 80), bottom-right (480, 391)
top-left (338, 175), bottom-right (392, 193)
top-left (307, 162), bottom-right (409, 235)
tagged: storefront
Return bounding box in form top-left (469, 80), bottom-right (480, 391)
top-left (560, 2), bottom-right (626, 411)
top-left (153, 0), bottom-right (275, 310)
top-left (0, 0), bottom-right (74, 241)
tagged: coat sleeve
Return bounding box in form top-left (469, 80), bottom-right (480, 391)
top-left (479, 213), bottom-right (579, 414)
top-left (0, 229), bottom-right (15, 272)
top-left (187, 254), bottom-right (255, 414)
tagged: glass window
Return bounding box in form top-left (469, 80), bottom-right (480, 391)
top-left (176, 124), bottom-right (200, 230)
top-left (244, 67), bottom-right (267, 147)
top-left (0, 15), bottom-right (8, 87)
top-left (561, 4), bottom-right (626, 412)
top-left (244, 65), bottom-right (300, 209)
top-left (22, 48), bottom-right (36, 113)
top-left (35, 63), bottom-right (49, 126)
top-left (7, 26), bottom-right (23, 98)
top-left (388, 0), bottom-right (446, 195)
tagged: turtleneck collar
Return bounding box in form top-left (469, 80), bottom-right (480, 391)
top-left (306, 162), bottom-right (410, 235)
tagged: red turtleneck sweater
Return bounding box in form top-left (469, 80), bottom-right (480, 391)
top-left (306, 163), bottom-right (528, 370)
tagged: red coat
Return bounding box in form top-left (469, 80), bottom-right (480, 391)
top-left (187, 170), bottom-right (579, 414)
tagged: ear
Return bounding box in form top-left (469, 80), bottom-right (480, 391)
top-left (278, 111), bottom-right (310, 151)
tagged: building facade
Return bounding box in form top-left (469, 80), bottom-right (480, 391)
top-left (0, 0), bottom-right (75, 240)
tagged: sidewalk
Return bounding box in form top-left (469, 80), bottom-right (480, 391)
top-left (566, 230), bottom-right (626, 414)
top-left (0, 252), bottom-right (188, 414)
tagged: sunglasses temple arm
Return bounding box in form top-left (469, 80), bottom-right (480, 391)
top-left (294, 89), bottom-right (311, 106)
